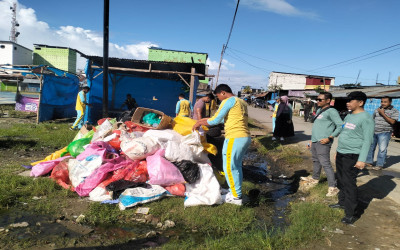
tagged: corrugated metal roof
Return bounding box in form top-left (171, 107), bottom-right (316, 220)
top-left (307, 86), bottom-right (400, 98)
top-left (83, 55), bottom-right (207, 81)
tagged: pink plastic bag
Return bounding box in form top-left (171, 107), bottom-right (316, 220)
top-left (146, 149), bottom-right (185, 186)
top-left (30, 156), bottom-right (71, 177)
top-left (76, 141), bottom-right (115, 161)
top-left (75, 156), bottom-right (133, 197)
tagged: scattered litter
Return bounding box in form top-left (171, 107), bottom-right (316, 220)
top-left (9, 222), bottom-right (29, 228)
top-left (162, 220), bottom-right (175, 229)
top-left (32, 196), bottom-right (41, 200)
top-left (136, 207), bottom-right (150, 215)
top-left (278, 174), bottom-right (287, 179)
top-left (76, 214), bottom-right (85, 224)
top-left (145, 231), bottom-right (157, 238)
top-left (332, 228), bottom-right (344, 234)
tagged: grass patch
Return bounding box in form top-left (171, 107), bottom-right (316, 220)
top-left (254, 136), bottom-right (303, 165)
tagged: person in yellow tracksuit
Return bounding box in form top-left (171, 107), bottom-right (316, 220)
top-left (71, 85), bottom-right (91, 130)
top-left (175, 93), bottom-right (192, 117)
top-left (193, 84), bottom-right (251, 205)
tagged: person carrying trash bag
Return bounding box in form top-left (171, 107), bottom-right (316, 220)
top-left (193, 84), bottom-right (251, 205)
top-left (71, 84), bottom-right (92, 130)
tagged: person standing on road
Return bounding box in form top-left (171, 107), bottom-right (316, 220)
top-left (193, 84), bottom-right (251, 205)
top-left (366, 96), bottom-right (399, 171)
top-left (329, 91), bottom-right (374, 225)
top-left (175, 93), bottom-right (192, 117)
top-left (303, 99), bottom-right (313, 122)
top-left (270, 96), bottom-right (280, 133)
top-left (192, 93), bottom-right (214, 120)
top-left (301, 92), bottom-right (343, 197)
top-left (70, 85), bottom-right (92, 130)
top-left (272, 96), bottom-right (294, 141)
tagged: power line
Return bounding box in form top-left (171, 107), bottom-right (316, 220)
top-left (215, 0), bottom-right (240, 87)
top-left (308, 42), bottom-right (400, 72)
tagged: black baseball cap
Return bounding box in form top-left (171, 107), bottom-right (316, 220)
top-left (347, 91), bottom-right (367, 102)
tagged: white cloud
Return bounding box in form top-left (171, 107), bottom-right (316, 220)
top-left (207, 58), bottom-right (235, 71)
top-left (241, 0), bottom-right (318, 18)
top-left (0, 0), bottom-right (158, 69)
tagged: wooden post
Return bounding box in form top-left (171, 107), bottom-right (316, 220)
top-left (189, 67), bottom-right (196, 104)
top-left (36, 67), bottom-right (44, 124)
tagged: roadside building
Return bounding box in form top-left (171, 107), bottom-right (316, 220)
top-left (33, 44), bottom-right (78, 73)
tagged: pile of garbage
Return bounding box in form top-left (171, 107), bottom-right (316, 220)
top-left (27, 116), bottom-right (225, 210)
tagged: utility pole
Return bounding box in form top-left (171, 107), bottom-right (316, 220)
top-left (376, 73), bottom-right (379, 84)
top-left (215, 44), bottom-right (225, 89)
top-left (388, 72), bottom-right (391, 85)
top-left (9, 2), bottom-right (20, 43)
top-left (355, 70), bottom-right (361, 85)
top-left (103, 0), bottom-right (109, 117)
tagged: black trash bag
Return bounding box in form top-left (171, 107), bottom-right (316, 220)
top-left (106, 180), bottom-right (149, 200)
top-left (173, 160), bottom-right (201, 184)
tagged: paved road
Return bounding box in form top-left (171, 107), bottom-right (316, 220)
top-left (248, 106), bottom-right (400, 204)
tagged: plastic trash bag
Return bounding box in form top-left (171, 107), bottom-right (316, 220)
top-left (30, 156), bottom-right (71, 177)
top-left (92, 118), bottom-right (114, 142)
top-left (143, 129), bottom-right (182, 148)
top-left (120, 136), bottom-right (160, 160)
top-left (124, 121), bottom-right (149, 132)
top-left (173, 160), bottom-right (200, 184)
top-left (50, 161), bottom-right (74, 191)
top-left (106, 180), bottom-right (149, 200)
top-left (31, 146), bottom-right (68, 166)
top-left (76, 141), bottom-right (115, 161)
top-left (184, 163), bottom-right (222, 207)
top-left (88, 160), bottom-right (147, 202)
top-left (165, 183), bottom-right (185, 197)
top-left (68, 155), bottom-right (103, 188)
top-left (147, 149), bottom-right (185, 186)
top-left (118, 184), bottom-right (167, 210)
top-left (75, 156), bottom-right (132, 197)
top-left (61, 137), bottom-right (92, 157)
top-left (142, 112), bottom-right (161, 127)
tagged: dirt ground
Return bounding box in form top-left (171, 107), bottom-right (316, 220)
top-left (255, 119), bottom-right (400, 250)
top-left (1, 113), bottom-right (400, 249)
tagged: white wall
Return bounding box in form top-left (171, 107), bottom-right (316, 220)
top-left (0, 43), bottom-right (13, 65)
top-left (12, 44), bottom-right (32, 65)
top-left (269, 72), bottom-right (306, 90)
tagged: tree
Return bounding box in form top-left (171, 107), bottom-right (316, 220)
top-left (267, 83), bottom-right (282, 92)
top-left (242, 85), bottom-right (252, 94)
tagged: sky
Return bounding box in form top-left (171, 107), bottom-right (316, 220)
top-left (1, 0), bottom-right (400, 93)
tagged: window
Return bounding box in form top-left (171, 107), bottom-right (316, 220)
top-left (0, 45), bottom-right (5, 49)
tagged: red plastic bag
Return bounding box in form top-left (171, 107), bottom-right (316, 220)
top-left (50, 161), bottom-right (75, 191)
top-left (124, 121), bottom-right (149, 133)
top-left (98, 118), bottom-right (112, 126)
top-left (124, 160), bottom-right (148, 183)
top-left (109, 130), bottom-right (122, 150)
top-left (165, 183), bottom-right (185, 196)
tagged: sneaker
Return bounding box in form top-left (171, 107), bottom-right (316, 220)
top-left (326, 187), bottom-right (339, 197)
top-left (372, 166), bottom-right (383, 171)
top-left (271, 137), bottom-right (276, 141)
top-left (222, 192), bottom-right (242, 206)
top-left (69, 127), bottom-right (76, 131)
top-left (329, 203), bottom-right (345, 209)
top-left (280, 137), bottom-right (284, 141)
top-left (365, 163), bottom-right (373, 169)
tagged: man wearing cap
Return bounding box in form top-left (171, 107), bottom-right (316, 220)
top-left (302, 92), bottom-right (343, 197)
top-left (366, 96), bottom-right (399, 170)
top-left (329, 91), bottom-right (374, 225)
top-left (71, 85), bottom-right (91, 130)
top-left (193, 84), bottom-right (251, 206)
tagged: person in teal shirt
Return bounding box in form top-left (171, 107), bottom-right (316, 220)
top-left (302, 92), bottom-right (343, 197)
top-left (329, 91), bottom-right (374, 225)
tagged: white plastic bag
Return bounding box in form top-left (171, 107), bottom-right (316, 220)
top-left (68, 155), bottom-right (103, 187)
top-left (120, 136), bottom-right (160, 160)
top-left (143, 129), bottom-right (182, 148)
top-left (91, 119), bottom-right (113, 142)
top-left (184, 163), bottom-right (222, 207)
top-left (118, 185), bottom-right (167, 210)
top-left (164, 131), bottom-right (207, 163)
